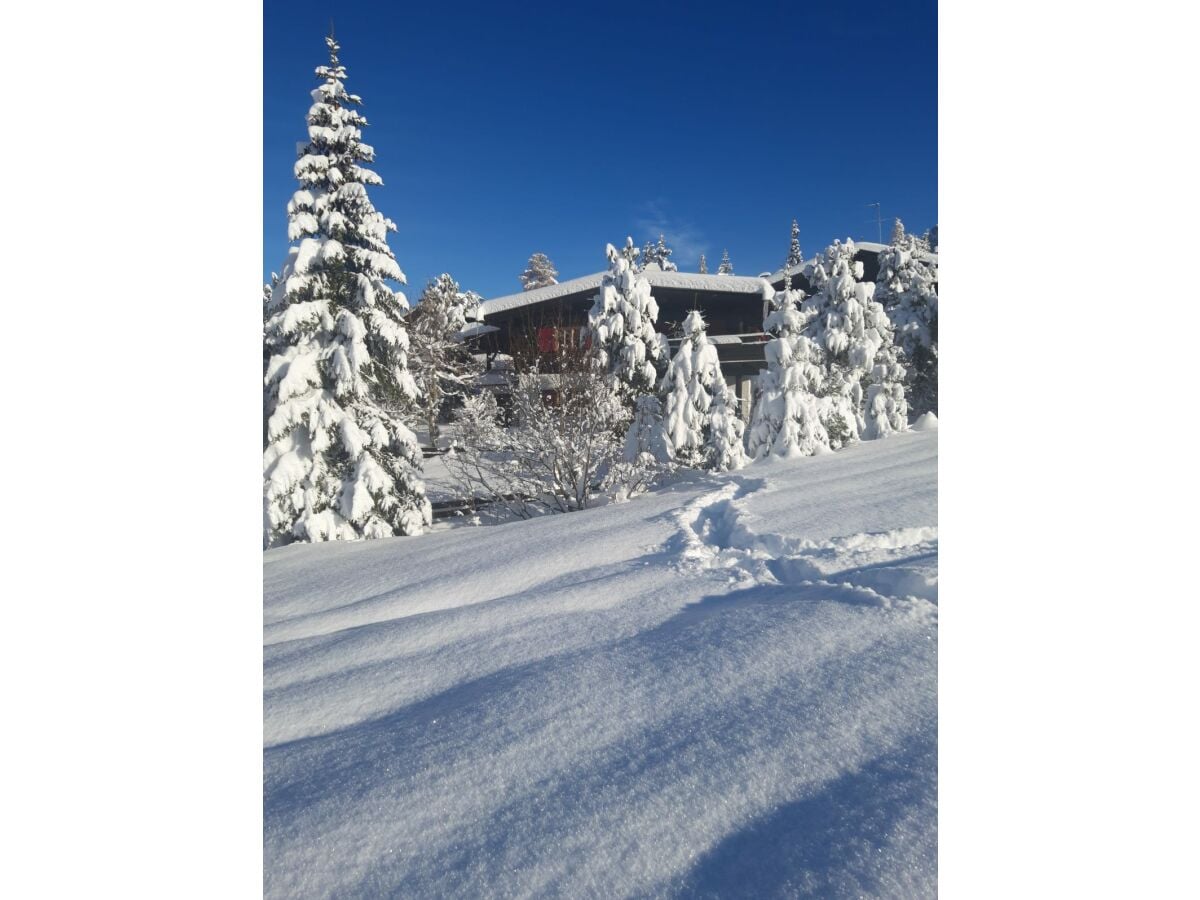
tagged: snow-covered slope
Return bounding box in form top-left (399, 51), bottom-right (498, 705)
top-left (264, 429), bottom-right (938, 898)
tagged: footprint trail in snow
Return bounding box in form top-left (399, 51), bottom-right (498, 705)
top-left (672, 474), bottom-right (938, 620)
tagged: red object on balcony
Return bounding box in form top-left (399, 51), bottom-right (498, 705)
top-left (537, 326), bottom-right (559, 353)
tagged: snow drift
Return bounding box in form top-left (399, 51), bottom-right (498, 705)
top-left (264, 429), bottom-right (938, 897)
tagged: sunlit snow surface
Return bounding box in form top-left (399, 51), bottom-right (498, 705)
top-left (264, 428), bottom-right (937, 898)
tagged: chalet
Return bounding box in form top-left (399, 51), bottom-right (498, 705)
top-left (470, 241), bottom-right (937, 420)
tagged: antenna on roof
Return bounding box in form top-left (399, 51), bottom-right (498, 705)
top-left (867, 202), bottom-right (883, 244)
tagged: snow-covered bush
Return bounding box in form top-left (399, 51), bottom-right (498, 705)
top-left (803, 240), bottom-right (908, 440)
top-left (406, 273), bottom-right (484, 444)
top-left (444, 342), bottom-right (636, 518)
top-left (586, 241), bottom-right (669, 403)
top-left (263, 36), bottom-right (430, 548)
top-left (876, 239), bottom-right (938, 416)
top-left (520, 252), bottom-right (558, 291)
top-left (661, 311), bottom-right (746, 471)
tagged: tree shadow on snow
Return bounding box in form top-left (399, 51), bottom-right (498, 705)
top-left (665, 732), bottom-right (937, 899)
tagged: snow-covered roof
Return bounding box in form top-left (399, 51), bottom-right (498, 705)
top-left (456, 322), bottom-right (500, 340)
top-left (479, 270), bottom-right (766, 319)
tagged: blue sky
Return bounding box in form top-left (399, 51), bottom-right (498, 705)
top-left (264, 0), bottom-right (936, 300)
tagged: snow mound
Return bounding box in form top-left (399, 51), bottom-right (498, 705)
top-left (264, 430), bottom-right (938, 897)
top-left (913, 412), bottom-right (939, 431)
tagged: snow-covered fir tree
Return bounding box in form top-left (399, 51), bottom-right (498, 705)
top-left (520, 252), bottom-right (558, 291)
top-left (803, 240), bottom-right (908, 440)
top-left (619, 236), bottom-right (641, 270)
top-left (890, 218), bottom-right (906, 245)
top-left (698, 253), bottom-right (707, 274)
top-left (586, 241), bottom-right (669, 402)
top-left (641, 234), bottom-right (677, 272)
top-left (876, 240), bottom-right (938, 416)
top-left (639, 239), bottom-right (655, 272)
top-left (263, 35), bottom-right (430, 548)
top-left (406, 273), bottom-right (483, 445)
top-left (717, 249), bottom-right (733, 274)
top-left (661, 310), bottom-right (746, 471)
top-left (746, 279), bottom-right (840, 458)
top-left (263, 273), bottom-right (279, 375)
top-left (624, 394), bottom-right (671, 467)
top-left (786, 219), bottom-right (803, 269)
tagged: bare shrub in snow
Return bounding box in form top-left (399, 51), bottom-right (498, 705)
top-left (263, 36), bottom-right (429, 548)
top-left (444, 341), bottom-right (642, 518)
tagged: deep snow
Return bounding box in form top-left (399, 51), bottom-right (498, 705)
top-left (264, 428), bottom-right (937, 898)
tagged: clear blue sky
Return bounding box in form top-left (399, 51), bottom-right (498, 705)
top-left (264, 0), bottom-right (937, 300)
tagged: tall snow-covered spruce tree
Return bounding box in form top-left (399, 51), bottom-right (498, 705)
top-left (698, 253), bottom-right (707, 274)
top-left (586, 241), bottom-right (669, 402)
top-left (786, 219), bottom-right (803, 269)
top-left (520, 252), bottom-right (558, 291)
top-left (717, 249), bottom-right (733, 274)
top-left (662, 310), bottom-right (747, 471)
top-left (263, 35), bottom-right (430, 548)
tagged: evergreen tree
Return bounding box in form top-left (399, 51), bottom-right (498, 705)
top-left (407, 273), bottom-right (484, 445)
top-left (890, 218), bottom-right (906, 245)
top-left (876, 241), bottom-right (938, 416)
top-left (624, 395), bottom-right (671, 466)
top-left (803, 240), bottom-right (907, 440)
top-left (640, 239), bottom-right (655, 271)
top-left (586, 241), bottom-right (669, 402)
top-left (619, 236), bottom-right (641, 270)
top-left (786, 219), bottom-right (803, 269)
top-left (746, 280), bottom-right (838, 458)
top-left (717, 249), bottom-right (733, 275)
top-left (642, 234), bottom-right (677, 272)
top-left (263, 35), bottom-right (429, 548)
top-left (662, 311), bottom-right (746, 471)
top-left (698, 253), bottom-right (707, 274)
top-left (706, 378), bottom-right (748, 472)
top-left (520, 252), bottom-right (559, 291)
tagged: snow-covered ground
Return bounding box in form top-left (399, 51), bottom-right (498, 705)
top-left (264, 427), bottom-right (938, 898)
